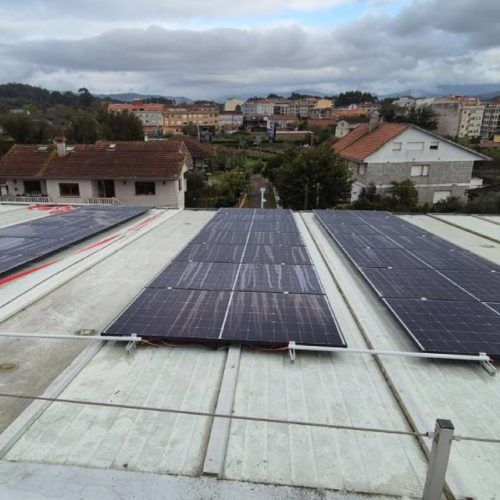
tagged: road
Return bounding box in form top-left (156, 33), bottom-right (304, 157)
top-left (247, 175), bottom-right (277, 209)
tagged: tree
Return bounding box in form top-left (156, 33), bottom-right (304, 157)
top-left (333, 91), bottom-right (377, 107)
top-left (405, 105), bottom-right (437, 130)
top-left (183, 122), bottom-right (198, 137)
top-left (215, 169), bottom-right (250, 206)
top-left (0, 113), bottom-right (55, 143)
top-left (389, 179), bottom-right (418, 211)
top-left (184, 170), bottom-right (207, 207)
top-left (67, 111), bottom-right (99, 143)
top-left (98, 110), bottom-right (144, 141)
top-left (275, 145), bottom-right (352, 209)
top-left (78, 88), bottom-right (93, 108)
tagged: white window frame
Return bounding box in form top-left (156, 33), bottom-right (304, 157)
top-left (430, 141), bottom-right (439, 150)
top-left (392, 142), bottom-right (402, 151)
top-left (407, 142), bottom-right (424, 151)
top-left (410, 165), bottom-right (429, 177)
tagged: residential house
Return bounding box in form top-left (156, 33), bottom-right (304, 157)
top-left (0, 139), bottom-right (192, 207)
top-left (167, 135), bottom-right (215, 170)
top-left (108, 100), bottom-right (165, 136)
top-left (334, 119), bottom-right (361, 138)
top-left (333, 115), bottom-right (490, 204)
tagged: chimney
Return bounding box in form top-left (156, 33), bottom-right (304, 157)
top-left (368, 111), bottom-right (380, 132)
top-left (54, 137), bottom-right (67, 157)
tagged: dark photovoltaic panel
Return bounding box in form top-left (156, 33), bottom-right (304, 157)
top-left (314, 209), bottom-right (500, 357)
top-left (222, 292), bottom-right (345, 346)
top-left (410, 249), bottom-right (498, 272)
top-left (235, 264), bottom-right (323, 294)
top-left (0, 205), bottom-right (149, 276)
top-left (440, 270), bottom-right (500, 302)
top-left (248, 232), bottom-right (305, 246)
top-left (333, 233), bottom-right (400, 249)
top-left (326, 224), bottom-right (384, 236)
top-left (345, 247), bottom-right (428, 269)
top-left (242, 244), bottom-right (311, 265)
top-left (148, 261), bottom-right (239, 291)
top-left (174, 244), bottom-right (245, 263)
top-left (486, 303), bottom-right (500, 314)
top-left (104, 207), bottom-right (346, 348)
top-left (360, 267), bottom-right (473, 301)
top-left (105, 288), bottom-right (230, 340)
top-left (384, 298), bottom-right (500, 356)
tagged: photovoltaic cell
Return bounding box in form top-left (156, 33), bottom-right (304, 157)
top-left (384, 298), bottom-right (500, 356)
top-left (440, 270), bottom-right (500, 302)
top-left (248, 232), bottom-right (305, 246)
top-left (235, 264), bottom-right (323, 294)
top-left (345, 247), bottom-right (428, 269)
top-left (147, 261), bottom-right (239, 291)
top-left (104, 288), bottom-right (230, 340)
top-left (242, 244), bottom-right (311, 265)
top-left (360, 267), bottom-right (473, 301)
top-left (389, 234), bottom-right (454, 251)
top-left (333, 233), bottom-right (400, 249)
top-left (410, 249), bottom-right (498, 271)
top-left (222, 292), bottom-right (345, 346)
top-left (191, 230), bottom-right (250, 245)
top-left (486, 303), bottom-right (500, 314)
top-left (173, 244), bottom-right (245, 263)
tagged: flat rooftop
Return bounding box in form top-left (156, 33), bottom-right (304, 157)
top-left (1, 205), bottom-right (500, 499)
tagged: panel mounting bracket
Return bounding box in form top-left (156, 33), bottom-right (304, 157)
top-left (288, 341), bottom-right (296, 363)
top-left (125, 334), bottom-right (140, 355)
top-left (479, 353), bottom-right (496, 376)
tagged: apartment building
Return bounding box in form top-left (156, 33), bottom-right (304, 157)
top-left (223, 98), bottom-right (244, 112)
top-left (481, 99), bottom-right (500, 139)
top-left (218, 111), bottom-right (244, 131)
top-left (162, 104), bottom-right (219, 134)
top-left (334, 114), bottom-right (490, 204)
top-left (242, 97), bottom-right (333, 119)
top-left (108, 100), bottom-right (164, 135)
top-left (432, 96), bottom-right (485, 138)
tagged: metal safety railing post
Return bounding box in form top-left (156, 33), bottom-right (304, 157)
top-left (422, 419), bottom-right (454, 500)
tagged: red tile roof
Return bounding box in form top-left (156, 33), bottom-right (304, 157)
top-left (333, 123), bottom-right (410, 161)
top-left (0, 141), bottom-right (191, 180)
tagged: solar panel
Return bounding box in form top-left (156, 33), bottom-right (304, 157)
top-left (360, 267), bottom-right (473, 301)
top-left (242, 245), bottom-right (311, 265)
top-left (222, 292), bottom-right (345, 346)
top-left (173, 244), bottom-right (245, 263)
top-left (191, 230), bottom-right (249, 245)
top-left (486, 303), bottom-right (500, 314)
top-left (0, 206), bottom-right (149, 277)
top-left (333, 233), bottom-right (400, 249)
top-left (384, 298), bottom-right (500, 356)
top-left (235, 264), bottom-right (323, 294)
top-left (148, 261), bottom-right (239, 291)
top-left (104, 288), bottom-right (230, 340)
top-left (389, 234), bottom-right (454, 251)
top-left (248, 232), bottom-right (305, 246)
top-left (345, 247), bottom-right (428, 269)
top-left (250, 221), bottom-right (298, 233)
top-left (410, 249), bottom-right (498, 271)
top-left (440, 270), bottom-right (500, 302)
top-left (323, 224), bottom-right (381, 236)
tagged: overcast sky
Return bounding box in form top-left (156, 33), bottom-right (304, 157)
top-left (0, 0), bottom-right (499, 99)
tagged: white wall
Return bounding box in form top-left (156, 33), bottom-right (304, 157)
top-left (366, 127), bottom-right (484, 163)
top-left (46, 179), bottom-right (96, 204)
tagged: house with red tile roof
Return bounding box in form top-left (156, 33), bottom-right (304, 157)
top-left (0, 139), bottom-right (192, 207)
top-left (333, 114), bottom-right (490, 204)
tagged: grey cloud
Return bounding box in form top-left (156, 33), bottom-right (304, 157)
top-left (0, 0), bottom-right (499, 98)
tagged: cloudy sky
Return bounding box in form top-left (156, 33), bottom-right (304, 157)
top-left (0, 0), bottom-right (499, 99)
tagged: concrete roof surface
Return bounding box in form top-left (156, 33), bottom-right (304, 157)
top-left (0, 206), bottom-right (500, 499)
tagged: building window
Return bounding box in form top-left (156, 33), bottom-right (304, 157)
top-left (433, 190), bottom-right (451, 204)
top-left (407, 142), bottom-right (424, 151)
top-left (59, 183), bottom-right (80, 197)
top-left (135, 181), bottom-right (156, 195)
top-left (411, 165), bottom-right (429, 177)
top-left (357, 163), bottom-right (366, 175)
top-left (23, 180), bottom-right (42, 194)
top-left (430, 141), bottom-right (439, 150)
top-left (178, 178), bottom-right (183, 191)
top-left (392, 142), bottom-right (402, 151)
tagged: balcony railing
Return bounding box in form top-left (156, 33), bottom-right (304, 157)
top-left (86, 197), bottom-right (122, 205)
top-left (0, 195), bottom-right (52, 204)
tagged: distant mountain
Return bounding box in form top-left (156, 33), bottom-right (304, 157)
top-left (381, 83), bottom-right (500, 100)
top-left (100, 92), bottom-right (193, 104)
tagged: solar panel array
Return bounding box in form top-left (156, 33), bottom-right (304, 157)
top-left (315, 210), bottom-right (500, 357)
top-left (0, 205), bottom-right (149, 277)
top-left (105, 208), bottom-right (346, 347)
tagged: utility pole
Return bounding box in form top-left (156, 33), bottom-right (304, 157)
top-left (260, 187), bottom-right (266, 209)
top-left (315, 182), bottom-right (320, 208)
top-left (304, 184), bottom-right (308, 211)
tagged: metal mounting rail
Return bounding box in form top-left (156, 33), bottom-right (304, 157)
top-left (0, 332), bottom-right (142, 342)
top-left (288, 342), bottom-right (496, 375)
